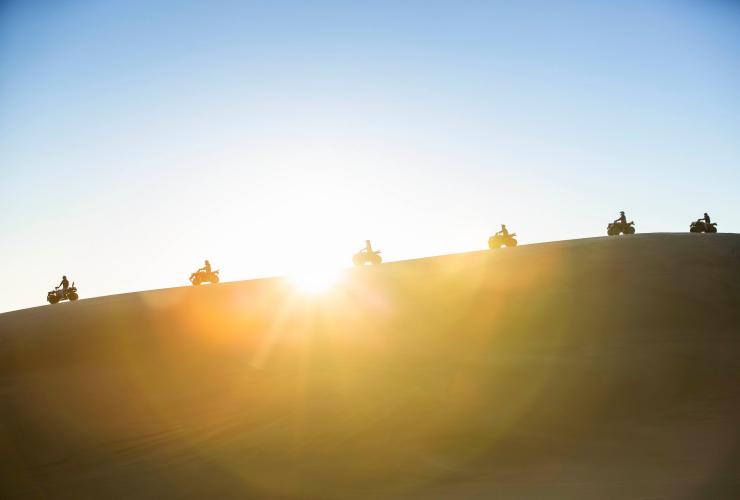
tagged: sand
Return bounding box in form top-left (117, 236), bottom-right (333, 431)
top-left (1, 233), bottom-right (738, 499)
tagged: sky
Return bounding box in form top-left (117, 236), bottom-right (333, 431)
top-left (1, 0), bottom-right (739, 313)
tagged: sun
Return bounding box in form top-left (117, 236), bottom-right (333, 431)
top-left (289, 267), bottom-right (344, 294)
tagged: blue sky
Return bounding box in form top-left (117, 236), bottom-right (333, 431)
top-left (1, 0), bottom-right (739, 312)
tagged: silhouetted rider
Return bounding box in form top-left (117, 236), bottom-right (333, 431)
top-left (197, 260), bottom-right (211, 274)
top-left (496, 224), bottom-right (509, 237)
top-left (59, 275), bottom-right (69, 290)
top-left (614, 211), bottom-right (627, 225)
top-left (362, 240), bottom-right (374, 254)
top-left (698, 212), bottom-right (711, 225)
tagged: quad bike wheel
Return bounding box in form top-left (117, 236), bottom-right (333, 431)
top-left (211, 274), bottom-right (220, 284)
top-left (690, 225), bottom-right (700, 233)
top-left (624, 225), bottom-right (635, 235)
top-left (47, 295), bottom-right (60, 305)
top-left (708, 225), bottom-right (717, 233)
top-left (353, 253), bottom-right (381, 266)
top-left (490, 236), bottom-right (517, 248)
top-left (68, 292), bottom-right (79, 301)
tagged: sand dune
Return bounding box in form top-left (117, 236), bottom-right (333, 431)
top-left (1, 233), bottom-right (738, 499)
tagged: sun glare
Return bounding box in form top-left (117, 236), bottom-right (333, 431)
top-left (290, 267), bottom-right (344, 294)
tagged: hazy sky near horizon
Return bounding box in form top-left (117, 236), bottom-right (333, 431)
top-left (1, 0), bottom-right (739, 312)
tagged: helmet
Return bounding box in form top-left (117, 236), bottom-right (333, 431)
top-left (205, 259), bottom-right (210, 264)
top-left (63, 275), bottom-right (67, 279)
top-left (620, 211), bottom-right (625, 215)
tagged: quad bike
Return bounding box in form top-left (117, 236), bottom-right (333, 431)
top-left (607, 221), bottom-right (636, 236)
top-left (689, 220), bottom-right (717, 233)
top-left (190, 269), bottom-right (220, 285)
top-left (47, 283), bottom-right (79, 304)
top-left (353, 248), bottom-right (382, 266)
top-left (488, 232), bottom-right (518, 249)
